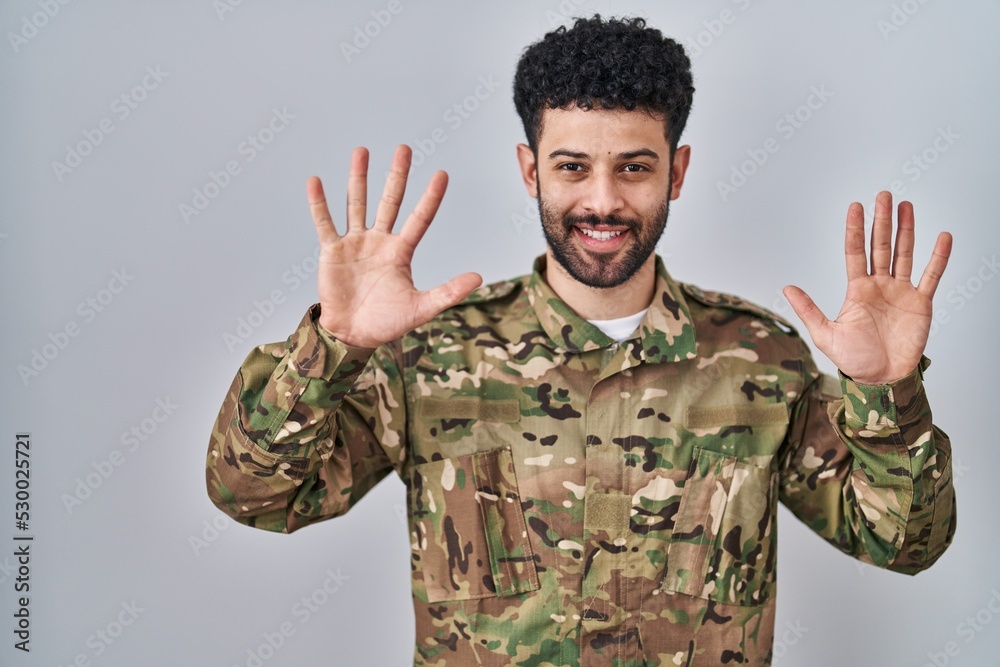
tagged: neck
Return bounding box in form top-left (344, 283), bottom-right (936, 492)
top-left (542, 248), bottom-right (657, 320)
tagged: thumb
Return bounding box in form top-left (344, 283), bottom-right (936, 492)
top-left (414, 272), bottom-right (483, 323)
top-left (782, 285), bottom-right (830, 346)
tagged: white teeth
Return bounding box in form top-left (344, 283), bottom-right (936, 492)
top-left (579, 228), bottom-right (624, 241)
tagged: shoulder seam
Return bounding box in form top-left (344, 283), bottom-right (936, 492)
top-left (680, 282), bottom-right (798, 335)
top-left (455, 277), bottom-right (525, 306)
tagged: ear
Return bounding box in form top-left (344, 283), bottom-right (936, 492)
top-left (516, 143), bottom-right (538, 198)
top-left (669, 145), bottom-right (691, 201)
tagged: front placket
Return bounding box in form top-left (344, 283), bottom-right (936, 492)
top-left (580, 340), bottom-right (646, 666)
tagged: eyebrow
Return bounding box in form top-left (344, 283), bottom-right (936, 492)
top-left (547, 148), bottom-right (660, 161)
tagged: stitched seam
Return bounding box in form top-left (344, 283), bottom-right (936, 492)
top-left (660, 450), bottom-right (699, 594)
top-left (486, 451), bottom-right (515, 594)
top-left (506, 450), bottom-right (538, 590)
top-left (231, 375), bottom-right (286, 462)
top-left (264, 369), bottom-right (303, 444)
top-left (483, 452), bottom-right (505, 593)
top-left (297, 332), bottom-right (323, 372)
top-left (473, 453), bottom-right (500, 596)
top-left (887, 426), bottom-right (914, 546)
top-left (620, 435), bottom-right (627, 664)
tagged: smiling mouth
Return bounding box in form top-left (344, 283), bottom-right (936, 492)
top-left (576, 227), bottom-right (627, 241)
top-left (572, 225), bottom-right (630, 251)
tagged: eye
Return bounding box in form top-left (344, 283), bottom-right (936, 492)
top-left (622, 163), bottom-right (648, 173)
top-left (559, 163), bottom-right (584, 172)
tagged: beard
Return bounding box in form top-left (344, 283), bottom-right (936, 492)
top-left (538, 182), bottom-right (671, 289)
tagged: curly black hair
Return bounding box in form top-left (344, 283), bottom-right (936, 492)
top-left (513, 15), bottom-right (694, 154)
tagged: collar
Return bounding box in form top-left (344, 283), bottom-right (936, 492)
top-left (526, 254), bottom-right (698, 363)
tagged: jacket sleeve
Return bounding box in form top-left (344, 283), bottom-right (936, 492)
top-left (205, 304), bottom-right (408, 534)
top-left (778, 345), bottom-right (956, 574)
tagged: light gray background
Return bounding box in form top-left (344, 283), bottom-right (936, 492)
top-left (1, 1), bottom-right (997, 665)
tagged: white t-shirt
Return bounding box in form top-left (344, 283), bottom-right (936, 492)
top-left (587, 307), bottom-right (649, 343)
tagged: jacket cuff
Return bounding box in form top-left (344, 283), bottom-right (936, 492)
top-left (839, 355), bottom-right (931, 437)
top-left (286, 304), bottom-right (377, 380)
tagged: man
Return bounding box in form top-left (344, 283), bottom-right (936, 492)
top-left (206, 15), bottom-right (955, 666)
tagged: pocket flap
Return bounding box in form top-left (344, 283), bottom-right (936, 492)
top-left (660, 447), bottom-right (777, 606)
top-left (413, 446), bottom-right (538, 602)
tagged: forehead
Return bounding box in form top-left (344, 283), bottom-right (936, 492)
top-left (537, 106), bottom-right (669, 152)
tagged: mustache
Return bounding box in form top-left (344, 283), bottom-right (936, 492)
top-left (563, 212), bottom-right (638, 229)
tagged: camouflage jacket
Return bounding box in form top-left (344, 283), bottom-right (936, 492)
top-left (206, 253), bottom-right (955, 666)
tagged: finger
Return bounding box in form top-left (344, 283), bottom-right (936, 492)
top-left (870, 190), bottom-right (893, 274)
top-left (916, 231), bottom-right (953, 297)
top-left (346, 146), bottom-right (369, 233)
top-left (398, 170), bottom-right (448, 248)
top-left (891, 200), bottom-right (915, 283)
top-left (306, 176), bottom-right (339, 245)
top-left (844, 201), bottom-right (867, 280)
top-left (783, 285), bottom-right (831, 349)
top-left (413, 272), bottom-right (484, 323)
top-left (372, 145), bottom-right (412, 233)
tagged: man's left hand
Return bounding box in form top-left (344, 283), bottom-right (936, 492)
top-left (783, 190), bottom-right (953, 385)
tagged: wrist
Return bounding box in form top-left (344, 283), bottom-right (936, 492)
top-left (839, 356), bottom-right (929, 389)
top-left (842, 368), bottom-right (914, 386)
top-left (315, 310), bottom-right (378, 350)
top-left (844, 373), bottom-right (901, 386)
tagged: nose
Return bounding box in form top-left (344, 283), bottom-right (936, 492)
top-left (580, 170), bottom-right (625, 218)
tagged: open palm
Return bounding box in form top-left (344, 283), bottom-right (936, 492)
top-left (308, 146), bottom-right (482, 349)
top-left (784, 191), bottom-right (953, 385)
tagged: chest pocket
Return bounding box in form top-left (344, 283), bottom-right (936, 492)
top-left (411, 392), bottom-right (539, 602)
top-left (659, 402), bottom-right (787, 607)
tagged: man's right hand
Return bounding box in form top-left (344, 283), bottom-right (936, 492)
top-left (307, 145), bottom-right (483, 349)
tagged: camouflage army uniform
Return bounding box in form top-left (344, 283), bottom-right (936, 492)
top-left (206, 253), bottom-right (955, 666)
